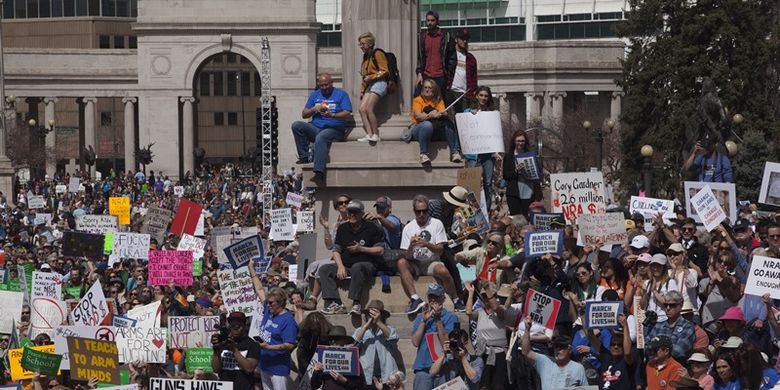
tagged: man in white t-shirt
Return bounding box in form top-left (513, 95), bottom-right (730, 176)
top-left (444, 28), bottom-right (477, 113)
top-left (397, 194), bottom-right (464, 314)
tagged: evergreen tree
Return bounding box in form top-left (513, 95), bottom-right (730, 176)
top-left (732, 129), bottom-right (770, 202)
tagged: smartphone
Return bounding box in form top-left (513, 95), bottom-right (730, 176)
top-left (252, 336), bottom-right (265, 343)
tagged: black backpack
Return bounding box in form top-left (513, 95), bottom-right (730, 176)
top-left (371, 48), bottom-right (400, 94)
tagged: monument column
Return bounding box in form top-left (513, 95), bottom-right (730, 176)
top-left (525, 92), bottom-right (543, 126)
top-left (610, 91), bottom-right (624, 126)
top-left (43, 97), bottom-right (57, 177)
top-left (83, 97), bottom-right (97, 150)
top-left (123, 97), bottom-right (137, 172)
top-left (180, 97), bottom-right (196, 175)
top-left (549, 91), bottom-right (566, 129)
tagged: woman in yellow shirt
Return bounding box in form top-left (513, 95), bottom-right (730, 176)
top-left (357, 32), bottom-right (388, 143)
top-left (404, 79), bottom-right (462, 164)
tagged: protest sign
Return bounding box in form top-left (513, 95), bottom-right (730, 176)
top-left (584, 301), bottom-right (623, 329)
top-left (33, 213), bottom-right (52, 226)
top-left (218, 267), bottom-right (258, 316)
top-left (63, 231), bottom-right (105, 260)
top-left (28, 196), bottom-right (45, 209)
top-left (69, 177), bottom-right (80, 193)
top-left (270, 208), bottom-right (294, 241)
top-left (18, 345), bottom-right (62, 380)
top-left (115, 327), bottom-right (167, 363)
top-left (253, 256), bottom-right (271, 275)
top-left (148, 378), bottom-right (232, 390)
top-left (178, 234), bottom-right (206, 260)
top-left (109, 197), bottom-right (131, 225)
top-left (111, 233), bottom-right (150, 261)
top-left (76, 215), bottom-right (119, 235)
top-left (112, 315), bottom-right (137, 328)
top-left (454, 111), bottom-right (504, 155)
top-left (141, 207), bottom-right (173, 242)
top-left (684, 181), bottom-right (736, 225)
top-left (744, 255), bottom-right (780, 300)
top-left (70, 281), bottom-right (110, 326)
top-left (0, 291), bottom-right (24, 333)
top-left (524, 231), bottom-right (563, 258)
top-left (529, 213), bottom-right (564, 231)
top-left (223, 235), bottom-right (264, 270)
top-left (174, 186), bottom-right (184, 197)
top-left (171, 199), bottom-right (203, 236)
top-left (0, 385), bottom-right (22, 390)
top-left (67, 336), bottom-right (120, 384)
top-left (185, 348), bottom-right (214, 373)
top-left (168, 316), bottom-right (220, 349)
top-left (758, 162), bottom-right (780, 207)
top-left (550, 171), bottom-right (607, 222)
top-left (433, 377), bottom-right (469, 390)
top-left (66, 299), bottom-right (116, 326)
top-left (96, 385), bottom-right (135, 390)
top-left (125, 301), bottom-right (162, 328)
top-left (296, 210), bottom-right (315, 233)
top-left (148, 250), bottom-right (193, 286)
top-left (577, 213), bottom-right (627, 246)
top-left (457, 167), bottom-right (482, 202)
top-left (53, 325), bottom-right (116, 369)
top-left (515, 151), bottom-right (541, 181)
top-left (55, 184), bottom-right (66, 194)
top-left (425, 332), bottom-right (444, 361)
top-left (30, 271), bottom-right (66, 339)
top-left (634, 296), bottom-right (645, 349)
top-left (522, 288), bottom-right (561, 330)
top-left (12, 345), bottom-right (59, 379)
top-left (286, 192), bottom-right (303, 208)
top-left (690, 184), bottom-right (726, 231)
top-left (629, 196), bottom-right (676, 231)
top-left (194, 211), bottom-right (205, 236)
top-left (316, 346), bottom-right (361, 376)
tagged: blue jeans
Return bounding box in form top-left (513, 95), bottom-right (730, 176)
top-left (410, 120), bottom-right (461, 155)
top-left (466, 154), bottom-right (495, 210)
top-left (291, 121), bottom-right (345, 174)
top-left (412, 370), bottom-right (445, 390)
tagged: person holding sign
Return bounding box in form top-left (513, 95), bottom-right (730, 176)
top-left (429, 328), bottom-right (484, 389)
top-left (591, 314), bottom-right (635, 390)
top-left (410, 284), bottom-right (460, 390)
top-left (209, 312), bottom-right (261, 389)
top-left (463, 86), bottom-right (501, 211)
top-left (520, 315), bottom-right (589, 388)
top-left (310, 326), bottom-right (366, 390)
top-left (352, 300), bottom-right (399, 388)
top-left (502, 130), bottom-right (537, 216)
top-left (406, 79), bottom-right (463, 165)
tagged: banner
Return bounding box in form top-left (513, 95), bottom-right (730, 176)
top-left (168, 316), bottom-right (220, 349)
top-left (744, 255), bottom-right (780, 299)
top-left (53, 325), bottom-right (116, 369)
top-left (125, 301), bottom-right (162, 328)
top-left (454, 111), bottom-right (504, 155)
top-left (13, 345), bottom-right (59, 379)
top-left (185, 348), bottom-right (214, 373)
top-left (115, 327), bottom-right (167, 363)
top-left (286, 192), bottom-right (303, 208)
top-left (109, 197), bottom-right (131, 225)
top-left (515, 151), bottom-right (541, 181)
top-left (30, 271), bottom-right (66, 339)
top-left (148, 378), bottom-right (232, 390)
top-left (296, 210), bottom-right (315, 233)
top-left (0, 290), bottom-right (22, 333)
top-left (456, 167), bottom-right (482, 203)
top-left (550, 171), bottom-right (607, 222)
top-left (67, 336), bottom-right (120, 384)
top-left (171, 199), bottom-right (203, 236)
top-left (524, 231), bottom-right (563, 258)
top-left (63, 231), bottom-right (105, 260)
top-left (111, 233), bottom-right (150, 261)
top-left (28, 196), bottom-right (46, 209)
top-left (690, 184), bottom-right (727, 231)
top-left (218, 267), bottom-right (258, 316)
top-left (629, 196), bottom-right (675, 231)
top-left (76, 215), bottom-right (119, 235)
top-left (584, 301), bottom-right (623, 329)
top-left (316, 346), bottom-right (361, 376)
top-left (529, 213), bottom-right (564, 231)
top-left (177, 234), bottom-right (206, 260)
top-left (270, 208), bottom-right (294, 241)
top-left (577, 213), bottom-right (627, 246)
top-left (141, 207), bottom-right (173, 243)
top-left (223, 235), bottom-right (264, 270)
top-left (148, 250), bottom-right (193, 286)
top-left (70, 281), bottom-right (110, 326)
top-left (522, 288), bottom-right (561, 330)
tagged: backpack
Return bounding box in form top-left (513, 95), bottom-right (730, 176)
top-left (371, 48), bottom-right (399, 94)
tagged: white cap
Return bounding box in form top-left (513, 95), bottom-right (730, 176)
top-left (630, 235), bottom-right (650, 249)
top-left (688, 352), bottom-right (711, 363)
top-left (650, 254), bottom-right (668, 266)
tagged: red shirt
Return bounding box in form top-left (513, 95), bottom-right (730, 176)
top-left (424, 30), bottom-right (444, 77)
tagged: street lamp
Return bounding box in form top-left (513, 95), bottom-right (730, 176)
top-left (641, 144), bottom-right (654, 197)
top-left (27, 118), bottom-right (55, 137)
top-left (583, 119), bottom-right (615, 172)
top-left (725, 140), bottom-right (738, 157)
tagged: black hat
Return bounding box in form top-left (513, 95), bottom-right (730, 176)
top-left (455, 28), bottom-right (470, 40)
top-left (327, 325), bottom-right (355, 344)
top-left (227, 312), bottom-right (247, 323)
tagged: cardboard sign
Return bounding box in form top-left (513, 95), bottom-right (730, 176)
top-left (550, 171), bottom-right (607, 222)
top-left (185, 348), bottom-right (214, 373)
top-left (0, 290), bottom-right (22, 333)
top-left (515, 151), bottom-right (541, 181)
top-left (28, 196), bottom-right (46, 209)
top-left (178, 234), bottom-right (206, 260)
top-left (454, 111), bottom-right (504, 155)
top-left (223, 235), bottom-right (264, 270)
top-left (433, 377), bottom-right (469, 390)
top-left (22, 347), bottom-right (61, 375)
top-left (63, 231), bottom-right (105, 260)
top-left (168, 316), bottom-right (220, 349)
top-left (55, 184), bottom-right (67, 194)
top-left (296, 210), bottom-right (315, 233)
top-left (690, 184), bottom-right (727, 231)
top-left (634, 296), bottom-right (645, 349)
top-left (112, 315), bottom-right (137, 328)
top-left (522, 288), bottom-right (561, 330)
top-left (111, 233), bottom-right (150, 260)
top-left (76, 215), bottom-right (119, 235)
top-left (30, 272), bottom-right (66, 339)
top-left (425, 332), bottom-right (444, 362)
top-left (125, 301), bottom-right (162, 328)
top-left (53, 325), bottom-right (117, 369)
top-left (253, 256), bottom-right (271, 275)
top-left (11, 345), bottom-right (58, 379)
top-left (316, 346), bottom-right (361, 376)
top-left (69, 177), bottom-right (80, 193)
top-left (171, 199), bottom-right (203, 236)
top-left (457, 167), bottom-right (482, 203)
top-left (218, 267), bottom-right (258, 316)
top-left (529, 213), bottom-right (564, 231)
top-left (174, 186), bottom-right (184, 197)
top-left (758, 162), bottom-right (780, 207)
top-left (109, 197), bottom-right (131, 225)
top-left (34, 213), bottom-right (52, 226)
top-left (286, 192), bottom-right (303, 208)
top-left (270, 208), bottom-right (294, 241)
top-left (194, 211), bottom-right (206, 236)
top-left (148, 250), bottom-right (193, 286)
top-left (684, 181), bottom-right (737, 226)
top-left (577, 213), bottom-right (627, 246)
top-left (584, 301), bottom-right (623, 329)
top-left (70, 281), bottom-right (110, 326)
top-left (67, 336), bottom-right (120, 384)
top-left (114, 327), bottom-right (167, 363)
top-left (629, 196), bottom-right (675, 231)
top-left (744, 255), bottom-right (780, 299)
top-left (148, 378), bottom-right (232, 390)
top-left (524, 230), bottom-right (564, 258)
top-left (141, 207), bottom-right (173, 243)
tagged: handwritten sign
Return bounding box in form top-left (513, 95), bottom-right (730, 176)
top-left (28, 196), bottom-right (46, 209)
top-left (177, 234), bottom-right (206, 260)
top-left (522, 288), bottom-right (561, 330)
top-left (13, 345), bottom-right (59, 379)
top-left (550, 171), bottom-right (606, 222)
top-left (168, 316), bottom-right (220, 349)
top-left (111, 233), bottom-right (150, 260)
top-left (218, 267), bottom-right (258, 316)
top-left (174, 186), bottom-right (184, 197)
top-left (744, 255), bottom-right (780, 299)
top-left (55, 184), bottom-right (67, 194)
top-left (67, 336), bottom-right (120, 384)
top-left (515, 151), bottom-right (541, 181)
top-left (69, 177), bottom-right (80, 193)
top-left (141, 207), bottom-right (173, 242)
top-left (125, 301), bottom-right (162, 328)
top-left (53, 325), bottom-right (116, 369)
top-left (316, 346), bottom-right (361, 376)
top-left (634, 296), bottom-right (645, 349)
top-left (115, 327), bottom-right (167, 363)
top-left (524, 231), bottom-right (563, 258)
top-left (454, 111), bottom-right (504, 155)
top-left (286, 192), bottom-right (303, 208)
top-left (530, 213), bottom-right (564, 231)
top-left (109, 197), bottom-right (131, 225)
top-left (0, 290), bottom-right (23, 333)
top-left (577, 213), bottom-right (627, 246)
top-left (30, 271), bottom-right (66, 339)
top-left (34, 213), bottom-right (52, 226)
top-left (584, 301), bottom-right (623, 329)
top-left (223, 235), bottom-right (264, 270)
top-left (76, 215), bottom-right (118, 235)
top-left (296, 210), bottom-right (315, 233)
top-left (185, 348), bottom-right (214, 373)
top-left (270, 208), bottom-right (294, 241)
top-left (684, 181), bottom-right (736, 225)
top-left (70, 281), bottom-right (109, 326)
top-left (148, 378), bottom-right (232, 390)
top-left (171, 199), bottom-right (203, 236)
top-left (148, 250), bottom-right (193, 286)
top-left (629, 196), bottom-right (675, 231)
top-left (690, 185), bottom-right (726, 231)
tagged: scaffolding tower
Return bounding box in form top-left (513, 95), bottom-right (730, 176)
top-left (259, 37), bottom-right (273, 216)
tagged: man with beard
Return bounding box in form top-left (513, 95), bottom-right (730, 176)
top-left (521, 315), bottom-right (588, 388)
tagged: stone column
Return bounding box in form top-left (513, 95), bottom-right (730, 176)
top-left (43, 97), bottom-right (57, 177)
top-left (610, 91), bottom-right (624, 126)
top-left (549, 92), bottom-right (566, 129)
top-left (525, 92), bottom-right (543, 126)
top-left (83, 97), bottom-right (97, 177)
top-left (122, 97), bottom-right (137, 172)
top-left (180, 97), bottom-right (196, 176)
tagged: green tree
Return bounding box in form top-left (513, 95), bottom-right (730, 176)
top-left (732, 129), bottom-right (771, 202)
top-left (615, 0), bottom-right (780, 199)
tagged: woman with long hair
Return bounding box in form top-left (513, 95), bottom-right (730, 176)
top-left (733, 343), bottom-right (780, 390)
top-left (295, 311), bottom-right (332, 375)
top-left (564, 262), bottom-right (605, 320)
top-left (502, 129), bottom-right (536, 216)
top-left (713, 354), bottom-right (741, 390)
top-left (406, 78), bottom-right (462, 164)
top-left (640, 253), bottom-right (678, 323)
top-left (356, 32), bottom-right (388, 143)
top-left (464, 86), bottom-right (501, 210)
top-left (598, 257), bottom-right (629, 301)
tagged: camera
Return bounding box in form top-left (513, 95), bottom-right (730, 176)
top-left (643, 311), bottom-right (658, 327)
top-left (218, 327), bottom-right (230, 343)
top-left (449, 336), bottom-right (460, 352)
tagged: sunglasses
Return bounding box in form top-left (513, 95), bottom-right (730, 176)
top-left (667, 251), bottom-right (683, 256)
top-left (336, 200), bottom-right (350, 206)
top-left (487, 240), bottom-right (501, 246)
top-left (414, 208), bottom-right (428, 214)
top-left (576, 271), bottom-right (590, 277)
top-left (610, 343), bottom-right (623, 348)
top-left (769, 234), bottom-right (780, 239)
top-left (682, 227), bottom-right (696, 232)
top-left (0, 338), bottom-right (9, 342)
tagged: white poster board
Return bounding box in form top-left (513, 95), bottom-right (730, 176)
top-left (454, 111), bottom-right (504, 155)
top-left (286, 192), bottom-right (303, 208)
top-left (115, 326), bottom-right (167, 363)
top-left (629, 196), bottom-right (676, 231)
top-left (29, 272), bottom-right (66, 339)
top-left (758, 162), bottom-right (780, 207)
top-left (684, 181), bottom-right (736, 225)
top-left (28, 196), bottom-right (46, 209)
top-left (177, 234), bottom-right (206, 260)
top-left (577, 213), bottom-right (627, 246)
top-left (296, 210), bottom-right (315, 233)
top-left (110, 233), bottom-right (151, 261)
top-left (270, 208), bottom-right (294, 241)
top-left (0, 291), bottom-right (24, 333)
top-left (76, 215), bottom-right (119, 235)
top-left (550, 171), bottom-right (607, 222)
top-left (168, 316), bottom-right (220, 349)
top-left (744, 255), bottom-right (780, 300)
top-left (690, 184), bottom-right (727, 232)
top-left (69, 281), bottom-right (109, 326)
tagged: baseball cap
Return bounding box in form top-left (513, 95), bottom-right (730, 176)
top-left (648, 335), bottom-right (672, 349)
top-left (650, 254), bottom-right (667, 266)
top-left (630, 235), bottom-right (650, 249)
top-left (346, 200), bottom-right (365, 213)
top-left (227, 312), bottom-right (247, 322)
top-left (733, 218), bottom-right (750, 231)
top-left (666, 243), bottom-right (685, 254)
top-left (722, 336), bottom-right (743, 349)
top-left (374, 196), bottom-right (392, 209)
top-left (688, 353), bottom-right (711, 363)
top-left (636, 253), bottom-right (653, 263)
top-left (427, 283), bottom-right (445, 297)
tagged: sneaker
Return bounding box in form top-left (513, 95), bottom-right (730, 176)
top-left (406, 298), bottom-right (425, 315)
top-left (295, 158), bottom-right (310, 164)
top-left (453, 299), bottom-right (466, 312)
top-left (451, 152), bottom-right (463, 163)
top-left (368, 134), bottom-right (380, 142)
top-left (320, 302), bottom-right (347, 315)
top-left (311, 171), bottom-right (325, 183)
top-left (301, 297), bottom-right (318, 311)
top-left (350, 304), bottom-right (362, 316)
top-left (419, 154), bottom-right (431, 164)
top-left (356, 136), bottom-right (371, 142)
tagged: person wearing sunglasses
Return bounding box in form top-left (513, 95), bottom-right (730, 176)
top-left (521, 316), bottom-right (589, 388)
top-left (644, 291), bottom-right (695, 362)
top-left (590, 314), bottom-right (634, 390)
top-left (678, 218), bottom-right (710, 273)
